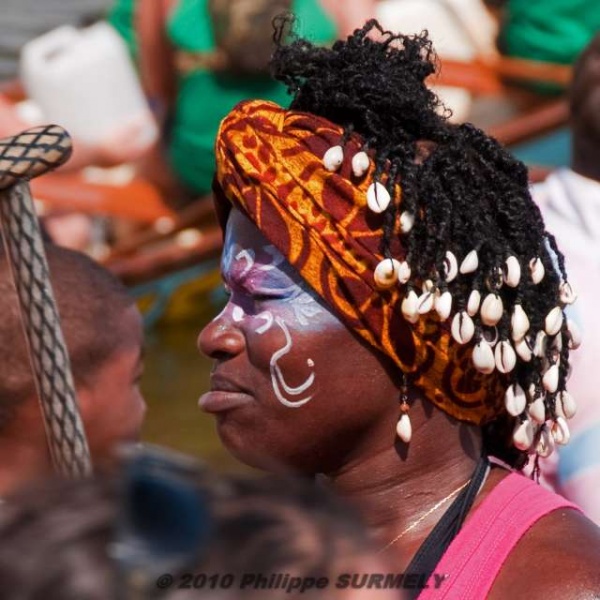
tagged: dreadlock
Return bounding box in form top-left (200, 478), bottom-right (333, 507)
top-left (271, 19), bottom-right (574, 468)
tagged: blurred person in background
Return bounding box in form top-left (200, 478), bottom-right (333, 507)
top-left (0, 244), bottom-right (145, 496)
top-left (530, 34), bottom-right (600, 523)
top-left (0, 446), bottom-right (402, 599)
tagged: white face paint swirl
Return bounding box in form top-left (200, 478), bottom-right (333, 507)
top-left (270, 316), bottom-right (316, 408)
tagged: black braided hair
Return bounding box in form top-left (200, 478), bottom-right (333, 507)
top-left (270, 19), bottom-right (575, 468)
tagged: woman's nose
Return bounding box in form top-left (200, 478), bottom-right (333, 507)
top-left (197, 309), bottom-right (246, 359)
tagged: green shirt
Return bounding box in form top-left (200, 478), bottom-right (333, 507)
top-left (109, 0), bottom-right (336, 195)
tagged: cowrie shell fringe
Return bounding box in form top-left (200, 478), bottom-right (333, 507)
top-left (527, 395), bottom-right (546, 424)
top-left (505, 383), bottom-right (526, 417)
top-left (480, 293), bottom-right (503, 326)
top-left (529, 257), bottom-right (545, 284)
top-left (511, 304), bottom-right (530, 341)
top-left (460, 250), bottom-right (478, 274)
top-left (559, 281), bottom-right (577, 305)
top-left (513, 419), bottom-right (534, 451)
top-left (536, 427), bottom-right (554, 458)
top-left (435, 291), bottom-right (453, 321)
top-left (367, 182), bottom-right (391, 213)
top-left (323, 145), bottom-right (344, 171)
top-left (551, 417), bottom-right (570, 445)
top-left (374, 258), bottom-right (400, 289)
top-left (401, 290), bottom-right (419, 324)
top-left (400, 211), bottom-right (414, 234)
top-left (495, 340), bottom-right (516, 373)
top-left (515, 336), bottom-right (533, 362)
top-left (542, 363), bottom-right (559, 393)
top-left (444, 251), bottom-right (458, 283)
top-left (396, 413), bottom-right (412, 443)
top-left (467, 290), bottom-right (481, 317)
top-left (544, 306), bottom-right (563, 336)
top-left (351, 151), bottom-right (370, 177)
top-left (451, 311), bottom-right (475, 344)
top-left (504, 256), bottom-right (521, 288)
top-left (417, 291), bottom-right (434, 315)
top-left (555, 391), bottom-right (577, 420)
top-left (472, 341), bottom-right (495, 374)
top-left (533, 331), bottom-right (547, 358)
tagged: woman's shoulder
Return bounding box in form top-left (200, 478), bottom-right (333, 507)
top-left (489, 504), bottom-right (600, 599)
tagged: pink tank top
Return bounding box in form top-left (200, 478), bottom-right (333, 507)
top-left (418, 472), bottom-right (580, 599)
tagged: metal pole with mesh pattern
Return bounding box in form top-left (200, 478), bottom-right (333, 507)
top-left (0, 125), bottom-right (92, 477)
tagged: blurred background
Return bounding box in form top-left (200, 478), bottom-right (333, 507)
top-left (1, 0), bottom-right (596, 472)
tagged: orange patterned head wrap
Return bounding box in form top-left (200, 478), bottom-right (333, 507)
top-left (214, 99), bottom-right (507, 425)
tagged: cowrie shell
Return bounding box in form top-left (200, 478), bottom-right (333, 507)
top-left (323, 145), bottom-right (344, 171)
top-left (505, 383), bottom-right (526, 416)
top-left (435, 291), bottom-right (453, 321)
top-left (396, 414), bottom-right (412, 443)
top-left (536, 427), bottom-right (554, 458)
top-left (351, 151), bottom-right (370, 177)
top-left (467, 289), bottom-right (481, 317)
top-left (451, 311), bottom-right (475, 345)
top-left (551, 417), bottom-right (570, 445)
top-left (459, 250), bottom-right (478, 275)
top-left (527, 395), bottom-right (546, 424)
top-left (495, 340), bottom-right (517, 373)
top-left (533, 331), bottom-right (547, 358)
top-left (374, 258), bottom-right (400, 289)
top-left (559, 281), bottom-right (577, 305)
top-left (417, 291), bottom-right (434, 314)
top-left (480, 293), bottom-right (503, 326)
top-left (366, 182), bottom-right (391, 213)
top-left (504, 256), bottom-right (521, 288)
top-left (542, 363), bottom-right (559, 393)
top-left (422, 279), bottom-right (435, 293)
top-left (481, 326), bottom-right (499, 347)
top-left (555, 391), bottom-right (577, 420)
top-left (511, 304), bottom-right (530, 341)
top-left (401, 290), bottom-right (419, 324)
top-left (398, 261), bottom-right (411, 284)
top-left (566, 318), bottom-right (582, 350)
top-left (544, 306), bottom-right (563, 336)
top-left (444, 251), bottom-right (458, 283)
top-left (515, 336), bottom-right (533, 362)
top-left (472, 341), bottom-right (495, 374)
top-left (529, 257), bottom-right (545, 284)
top-left (513, 419), bottom-right (534, 451)
top-left (400, 211), bottom-right (415, 234)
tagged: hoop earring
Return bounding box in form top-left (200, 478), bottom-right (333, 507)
top-left (396, 373), bottom-right (412, 443)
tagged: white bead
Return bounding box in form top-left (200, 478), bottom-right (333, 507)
top-left (551, 417), bottom-right (570, 446)
top-left (542, 363), bottom-right (559, 393)
top-left (544, 306), bottom-right (563, 336)
top-left (459, 250), bottom-right (479, 275)
top-left (400, 211), bottom-right (415, 234)
top-left (451, 311), bottom-right (475, 345)
top-left (527, 395), bottom-right (546, 424)
top-left (366, 182), bottom-right (391, 213)
top-left (472, 341), bottom-right (495, 374)
top-left (401, 290), bottom-right (419, 324)
top-left (495, 340), bottom-right (517, 373)
top-left (374, 258), bottom-right (400, 289)
top-left (505, 383), bottom-right (526, 416)
top-left (536, 427), bottom-right (554, 458)
top-left (533, 331), bottom-right (548, 358)
top-left (480, 293), bottom-right (503, 326)
top-left (444, 251), bottom-right (458, 283)
top-left (515, 337), bottom-right (533, 362)
top-left (351, 151), bottom-right (370, 177)
top-left (417, 291), bottom-right (434, 315)
top-left (467, 290), bottom-right (481, 317)
top-left (555, 391), bottom-right (577, 420)
top-left (529, 257), bottom-right (545, 284)
top-left (566, 318), bottom-right (582, 350)
top-left (396, 413), bottom-right (412, 443)
top-left (435, 291), bottom-right (453, 321)
top-left (513, 419), bottom-right (534, 451)
top-left (504, 256), bottom-right (521, 288)
top-left (323, 145), bottom-right (344, 171)
top-left (511, 304), bottom-right (530, 341)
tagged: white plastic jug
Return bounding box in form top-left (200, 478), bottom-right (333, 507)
top-left (20, 22), bottom-right (158, 148)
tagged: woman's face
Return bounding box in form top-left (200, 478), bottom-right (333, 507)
top-left (198, 209), bottom-right (400, 473)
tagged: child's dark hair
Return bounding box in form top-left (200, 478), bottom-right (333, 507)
top-left (271, 19), bottom-right (574, 467)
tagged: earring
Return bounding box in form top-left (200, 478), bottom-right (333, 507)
top-left (396, 374), bottom-right (412, 443)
